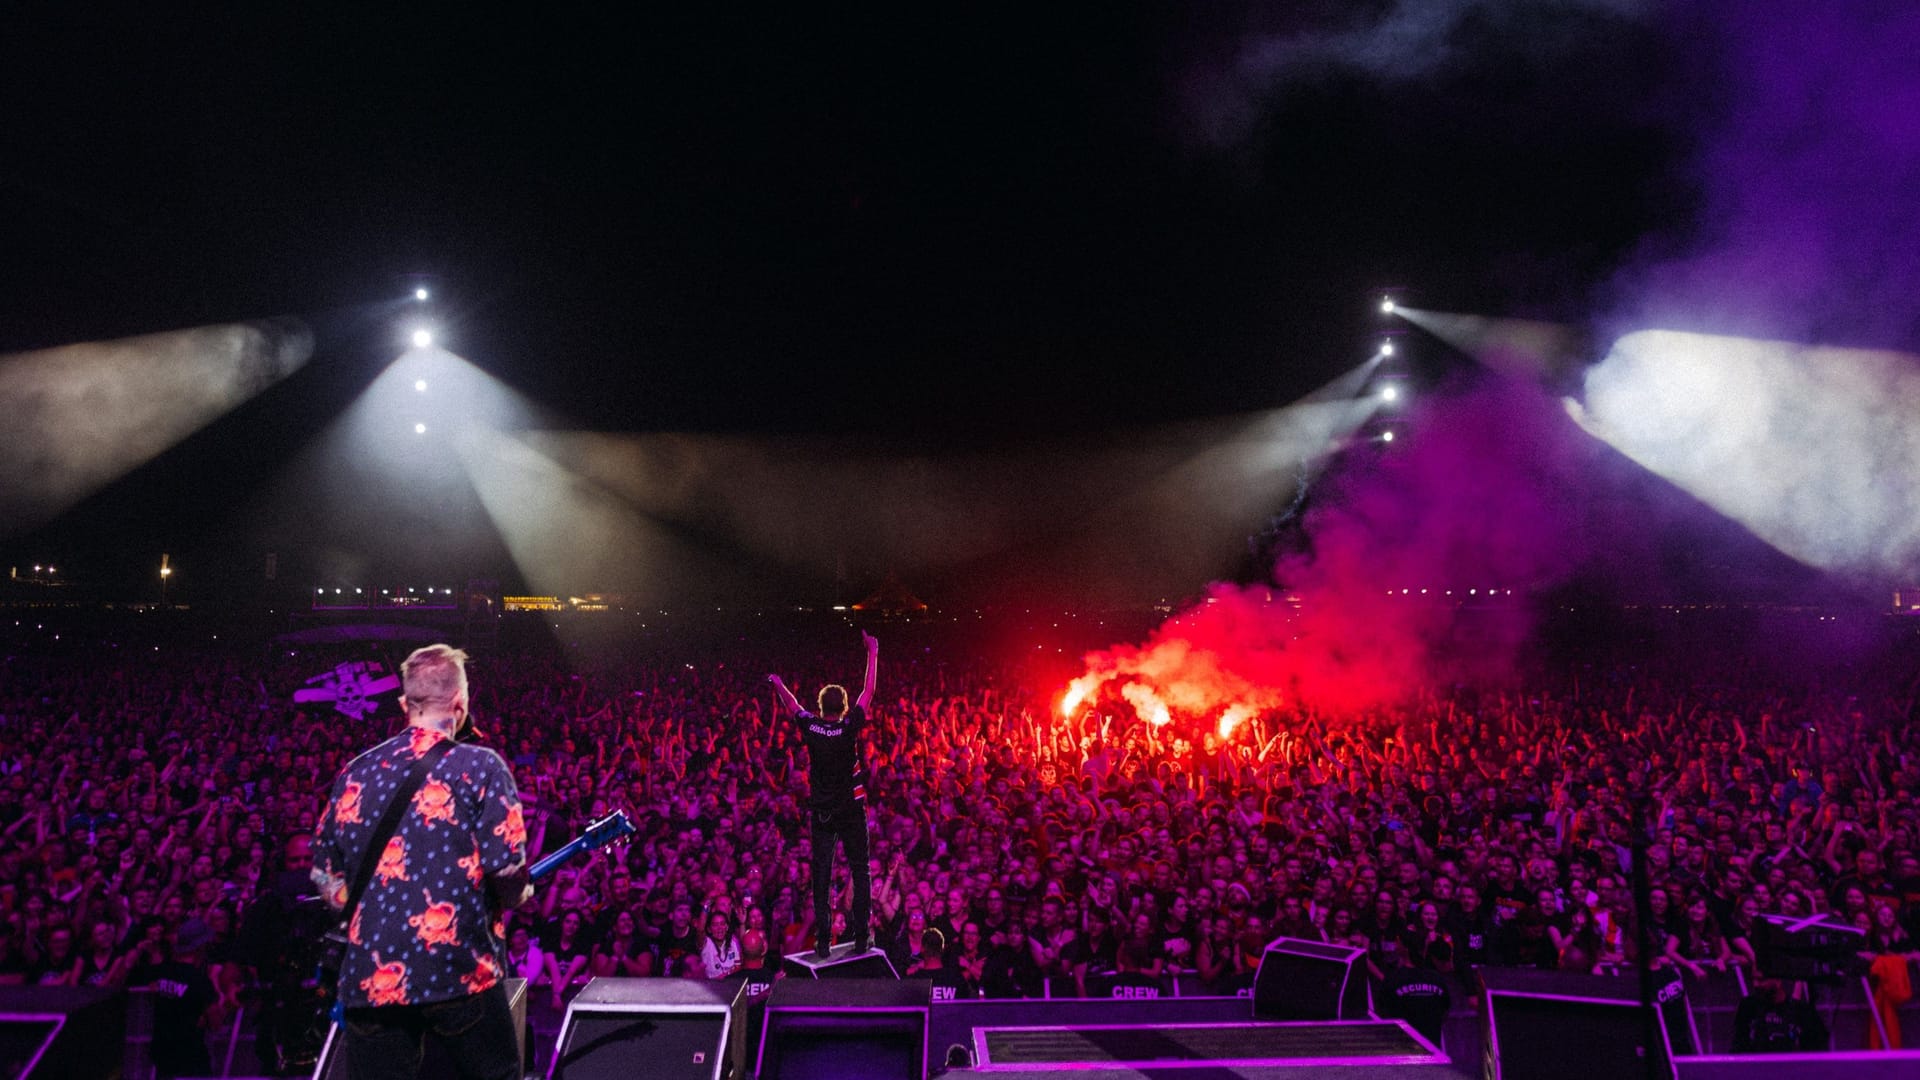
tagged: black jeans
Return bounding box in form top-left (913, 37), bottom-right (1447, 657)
top-left (810, 800), bottom-right (871, 945)
top-left (343, 983), bottom-right (519, 1080)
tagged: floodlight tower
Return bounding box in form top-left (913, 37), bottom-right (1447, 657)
top-left (1364, 289), bottom-right (1412, 447)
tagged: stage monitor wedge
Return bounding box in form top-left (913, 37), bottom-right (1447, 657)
top-left (1251, 937), bottom-right (1369, 1021)
top-left (1480, 968), bottom-right (1682, 1080)
top-left (0, 986), bottom-right (123, 1080)
top-left (550, 978), bottom-right (745, 1080)
top-left (757, 978), bottom-right (930, 1080)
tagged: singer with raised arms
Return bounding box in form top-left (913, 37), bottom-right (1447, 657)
top-left (769, 631), bottom-right (879, 959)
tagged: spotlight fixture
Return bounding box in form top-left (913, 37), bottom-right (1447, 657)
top-left (1381, 386), bottom-right (1399, 402)
top-left (1382, 430), bottom-right (1395, 443)
top-left (411, 329), bottom-right (433, 349)
top-left (1380, 297), bottom-right (1397, 315)
top-left (414, 423), bottom-right (427, 435)
top-left (1381, 340), bottom-right (1395, 356)
top-left (415, 379), bottom-right (428, 392)
top-left (414, 287), bottom-right (430, 301)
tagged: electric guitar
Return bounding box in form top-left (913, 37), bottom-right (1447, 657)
top-left (318, 810), bottom-right (636, 1014)
top-left (527, 809), bottom-right (637, 880)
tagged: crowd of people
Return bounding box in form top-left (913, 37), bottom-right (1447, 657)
top-left (2, 608), bottom-right (1918, 1071)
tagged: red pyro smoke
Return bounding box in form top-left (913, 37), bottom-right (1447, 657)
top-left (1062, 380), bottom-right (1617, 733)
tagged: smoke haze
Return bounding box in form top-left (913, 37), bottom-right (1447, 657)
top-left (0, 321), bottom-right (311, 537)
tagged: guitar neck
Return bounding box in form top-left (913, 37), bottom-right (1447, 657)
top-left (528, 836), bottom-right (591, 882)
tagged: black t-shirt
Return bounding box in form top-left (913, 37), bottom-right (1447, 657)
top-left (541, 921), bottom-right (599, 964)
top-left (984, 943), bottom-right (1044, 998)
top-left (79, 951), bottom-right (121, 988)
top-left (799, 704), bottom-right (869, 809)
top-left (1445, 907), bottom-right (1493, 966)
top-left (1381, 968), bottom-right (1451, 1044)
top-left (130, 960), bottom-right (215, 1077)
top-left (920, 962), bottom-right (964, 1002)
top-left (1486, 884), bottom-right (1532, 927)
top-left (658, 926), bottom-right (700, 974)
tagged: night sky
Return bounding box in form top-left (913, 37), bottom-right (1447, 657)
top-left (8, 4), bottom-right (1892, 605)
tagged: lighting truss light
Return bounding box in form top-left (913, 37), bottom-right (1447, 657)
top-left (415, 379), bottom-right (428, 392)
top-left (1381, 340), bottom-right (1395, 356)
top-left (414, 422), bottom-right (427, 435)
top-left (1382, 430), bottom-right (1395, 443)
top-left (414, 287), bottom-right (430, 301)
top-left (411, 329), bottom-right (433, 349)
top-left (1380, 297), bottom-right (1396, 315)
top-left (1381, 386), bottom-right (1399, 402)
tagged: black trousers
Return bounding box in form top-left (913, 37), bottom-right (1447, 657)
top-left (342, 983), bottom-right (519, 1080)
top-left (810, 799), bottom-right (871, 944)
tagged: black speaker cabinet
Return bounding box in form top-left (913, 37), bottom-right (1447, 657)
top-left (1251, 937), bottom-right (1369, 1020)
top-left (756, 978), bottom-right (930, 1080)
top-left (551, 978), bottom-right (746, 1080)
top-left (313, 977), bottom-right (528, 1080)
top-left (0, 986), bottom-right (124, 1079)
top-left (1481, 968), bottom-right (1681, 1080)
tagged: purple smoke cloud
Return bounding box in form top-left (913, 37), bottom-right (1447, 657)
top-left (1605, 6), bottom-right (1920, 346)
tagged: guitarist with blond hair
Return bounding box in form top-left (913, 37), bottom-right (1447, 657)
top-left (313, 644), bottom-right (530, 1080)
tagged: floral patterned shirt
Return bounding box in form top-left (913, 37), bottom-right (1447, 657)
top-left (312, 725), bottom-right (528, 1009)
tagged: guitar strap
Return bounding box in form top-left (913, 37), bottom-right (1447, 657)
top-left (342, 737), bottom-right (455, 930)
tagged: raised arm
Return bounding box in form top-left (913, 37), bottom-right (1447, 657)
top-left (767, 674), bottom-right (805, 717)
top-left (856, 632), bottom-right (879, 711)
